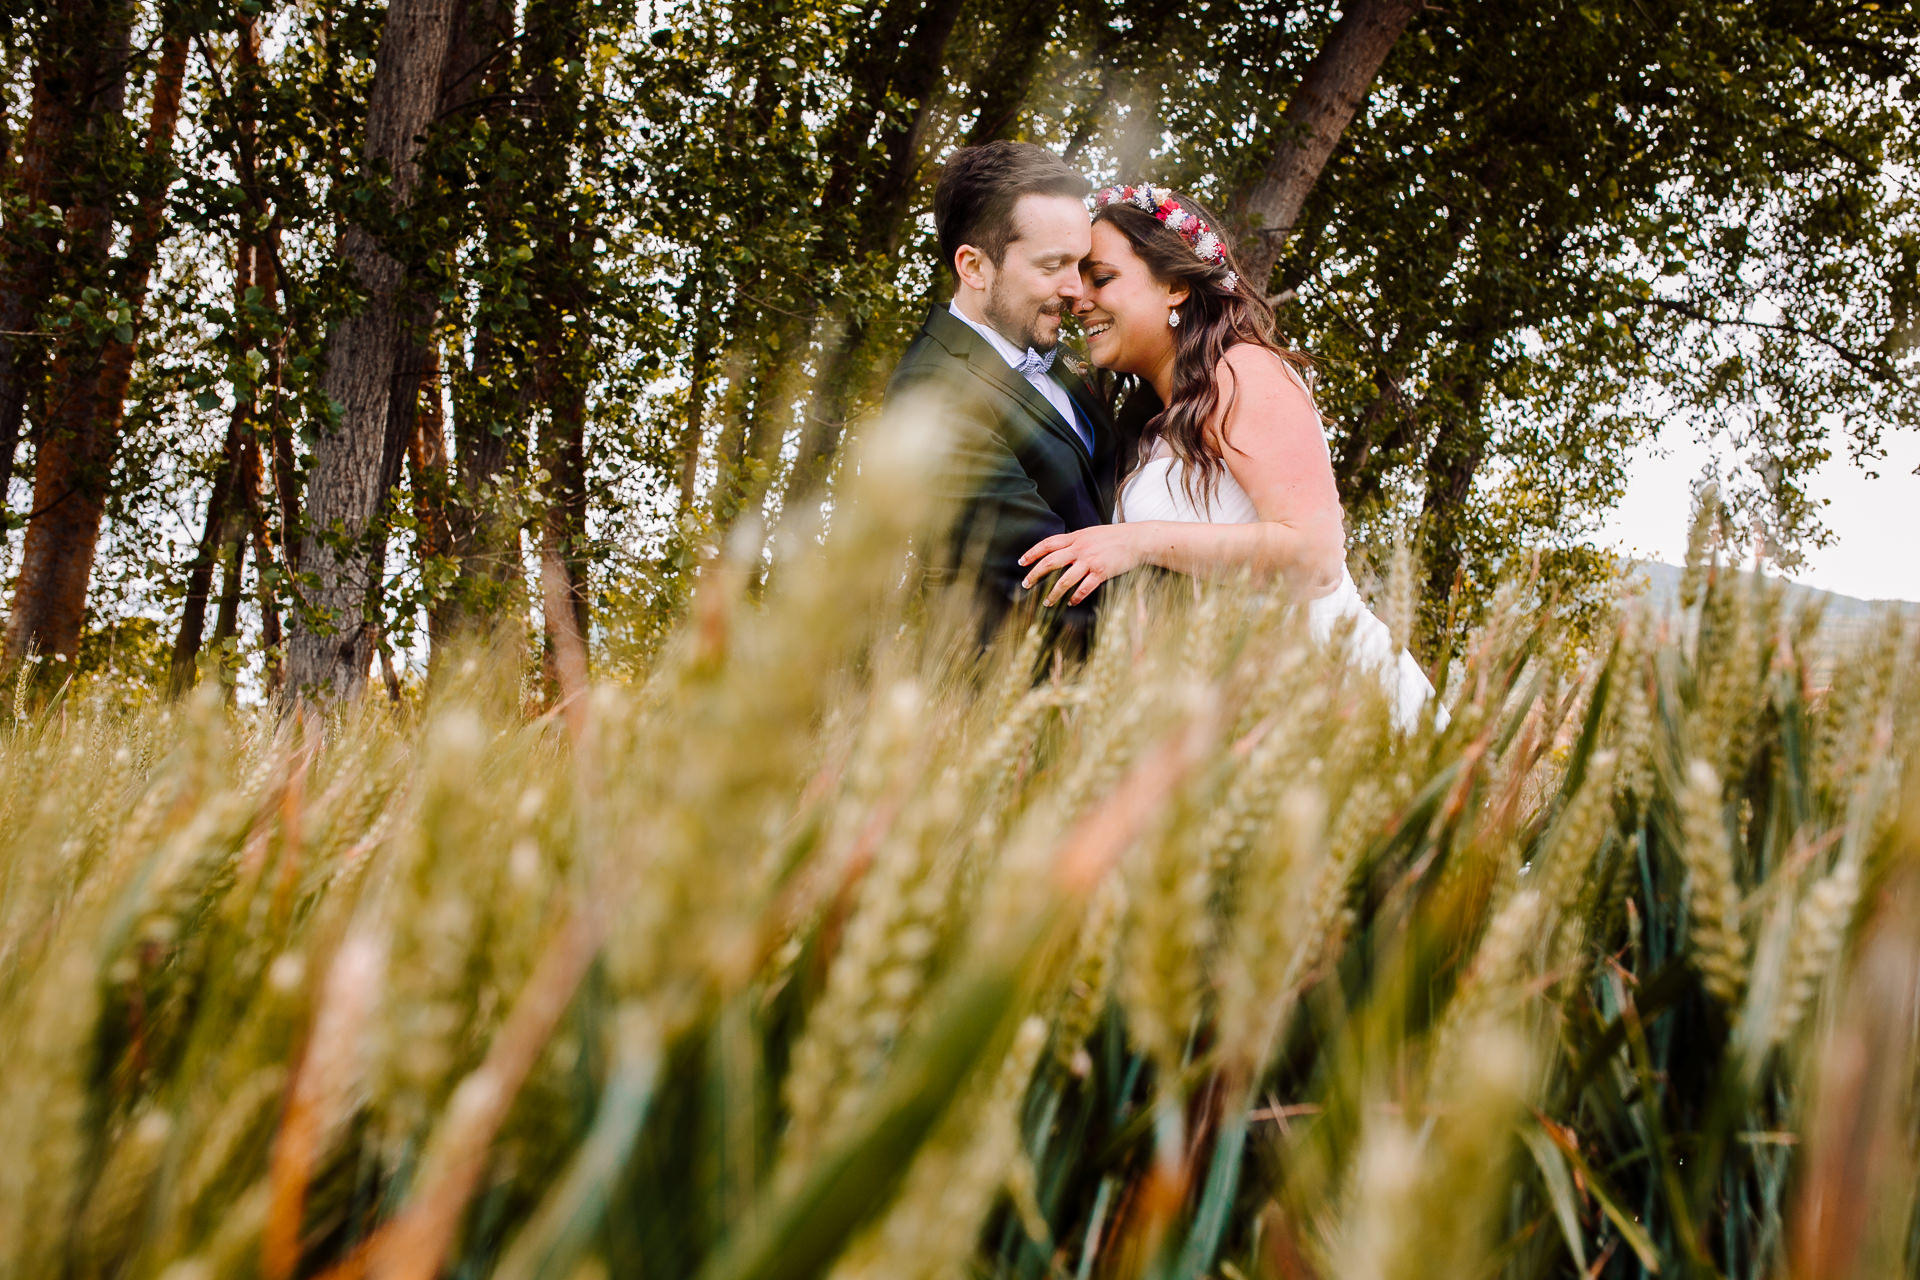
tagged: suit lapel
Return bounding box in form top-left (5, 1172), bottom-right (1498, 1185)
top-left (923, 305), bottom-right (1110, 505)
top-left (1054, 361), bottom-right (1119, 511)
top-left (961, 345), bottom-right (1104, 489)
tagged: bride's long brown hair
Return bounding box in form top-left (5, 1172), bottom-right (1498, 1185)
top-left (1093, 193), bottom-right (1313, 509)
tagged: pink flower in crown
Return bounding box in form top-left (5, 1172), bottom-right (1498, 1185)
top-left (1094, 182), bottom-right (1241, 287)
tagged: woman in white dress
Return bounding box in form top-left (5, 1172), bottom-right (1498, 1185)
top-left (1016, 183), bottom-right (1440, 730)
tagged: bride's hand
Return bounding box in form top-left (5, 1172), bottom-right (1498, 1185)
top-left (1019, 525), bottom-right (1147, 607)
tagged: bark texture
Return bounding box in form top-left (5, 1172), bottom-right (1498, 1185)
top-left (677, 276), bottom-right (714, 515)
top-left (5, 13), bottom-right (183, 664)
top-left (1227, 0), bottom-right (1423, 290)
top-left (539, 368), bottom-right (589, 679)
top-left (404, 339), bottom-right (453, 652)
top-left (432, 0), bottom-right (523, 646)
top-left (777, 0), bottom-right (969, 512)
top-left (522, 0), bottom-right (592, 676)
top-left (0, 0), bottom-right (118, 517)
top-left (286, 0), bottom-right (461, 699)
top-left (169, 239), bottom-right (267, 695)
top-left (169, 403), bottom-right (249, 694)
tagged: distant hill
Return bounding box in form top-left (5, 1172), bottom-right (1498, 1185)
top-left (1631, 561), bottom-right (1918, 617)
top-left (1626, 561), bottom-right (1917, 680)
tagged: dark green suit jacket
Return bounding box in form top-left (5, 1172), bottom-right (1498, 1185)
top-left (885, 304), bottom-right (1122, 645)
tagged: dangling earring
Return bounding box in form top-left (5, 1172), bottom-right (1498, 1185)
top-left (1168, 308), bottom-right (1181, 328)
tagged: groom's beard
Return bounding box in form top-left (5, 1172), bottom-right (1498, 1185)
top-left (984, 281), bottom-right (1066, 354)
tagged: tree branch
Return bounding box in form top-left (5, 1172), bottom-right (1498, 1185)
top-left (1635, 294), bottom-right (1898, 379)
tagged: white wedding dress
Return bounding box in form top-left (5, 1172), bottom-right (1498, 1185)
top-left (1116, 378), bottom-right (1444, 733)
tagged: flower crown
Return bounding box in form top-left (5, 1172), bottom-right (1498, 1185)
top-left (1093, 184), bottom-right (1241, 292)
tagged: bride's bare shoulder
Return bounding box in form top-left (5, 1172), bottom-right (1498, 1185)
top-left (1211, 343), bottom-right (1316, 429)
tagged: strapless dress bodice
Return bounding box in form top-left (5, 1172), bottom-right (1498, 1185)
top-left (1114, 433), bottom-right (1444, 732)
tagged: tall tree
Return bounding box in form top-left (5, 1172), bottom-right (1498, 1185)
top-left (0, 0), bottom-right (96, 519)
top-left (522, 0), bottom-right (596, 674)
top-left (169, 14), bottom-right (279, 695)
top-left (425, 0), bottom-right (531, 648)
top-left (1281, 0), bottom-right (1919, 650)
top-left (1224, 0), bottom-right (1423, 291)
top-left (169, 238), bottom-right (267, 695)
top-left (4, 3), bottom-right (186, 664)
top-left (778, 0), bottom-right (971, 512)
top-left (287, 0), bottom-right (462, 699)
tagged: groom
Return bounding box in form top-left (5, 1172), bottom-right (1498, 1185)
top-left (886, 141), bottom-right (1120, 649)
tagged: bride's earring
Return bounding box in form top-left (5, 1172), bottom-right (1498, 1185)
top-left (1168, 308), bottom-right (1181, 328)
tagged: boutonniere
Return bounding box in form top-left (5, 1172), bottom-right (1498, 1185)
top-left (1060, 351), bottom-right (1088, 379)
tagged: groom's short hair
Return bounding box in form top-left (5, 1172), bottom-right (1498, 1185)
top-left (934, 142), bottom-right (1089, 274)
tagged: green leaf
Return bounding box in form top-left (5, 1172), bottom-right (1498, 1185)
top-left (694, 918), bottom-right (1046, 1280)
top-left (1548, 1124), bottom-right (1662, 1272)
top-left (1521, 1122), bottom-right (1588, 1273)
top-left (493, 1018), bottom-right (662, 1280)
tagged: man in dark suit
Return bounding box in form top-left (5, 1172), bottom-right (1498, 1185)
top-left (886, 142), bottom-right (1120, 649)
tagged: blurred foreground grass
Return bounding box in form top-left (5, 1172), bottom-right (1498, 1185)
top-left (1, 418), bottom-right (1917, 1280)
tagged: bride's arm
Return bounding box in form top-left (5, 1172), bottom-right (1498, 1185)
top-left (1020, 346), bottom-right (1347, 607)
top-left (1140, 345), bottom-right (1346, 587)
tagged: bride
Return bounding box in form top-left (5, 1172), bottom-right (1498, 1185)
top-left (1016, 183), bottom-right (1441, 731)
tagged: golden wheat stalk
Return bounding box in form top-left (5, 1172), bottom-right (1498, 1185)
top-left (1680, 758), bottom-right (1748, 1008)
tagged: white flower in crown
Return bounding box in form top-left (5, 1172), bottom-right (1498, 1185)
top-left (1165, 208), bottom-right (1192, 231)
top-left (1132, 186), bottom-right (1158, 211)
top-left (1221, 270), bottom-right (1240, 291)
top-left (1194, 230), bottom-right (1221, 261)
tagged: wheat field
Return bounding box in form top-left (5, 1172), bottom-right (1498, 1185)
top-left (1, 419), bottom-right (1916, 1280)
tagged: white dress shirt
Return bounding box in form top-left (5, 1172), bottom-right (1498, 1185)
top-left (948, 301), bottom-right (1093, 454)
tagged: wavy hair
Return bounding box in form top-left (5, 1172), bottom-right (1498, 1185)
top-left (1093, 193), bottom-right (1313, 511)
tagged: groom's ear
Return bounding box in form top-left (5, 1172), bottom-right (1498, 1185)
top-left (953, 243), bottom-right (993, 293)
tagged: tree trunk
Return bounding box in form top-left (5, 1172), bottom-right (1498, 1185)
top-left (962, 0), bottom-right (1062, 146)
top-left (286, 0), bottom-right (461, 700)
top-left (539, 366), bottom-right (589, 679)
top-left (223, 14), bottom-right (302, 585)
top-left (168, 400), bottom-right (251, 694)
top-left (1416, 350), bottom-right (1494, 659)
top-left (169, 228), bottom-right (271, 695)
top-left (431, 0), bottom-right (524, 647)
top-left (441, 325), bottom-right (522, 639)
top-left (405, 338), bottom-right (454, 653)
top-left (0, 0), bottom-right (111, 520)
top-left (709, 287), bottom-right (774, 530)
top-left (1326, 154), bottom-right (1507, 516)
top-left (706, 2), bottom-right (899, 532)
top-left (169, 483), bottom-right (226, 692)
top-left (404, 0), bottom-right (506, 660)
top-left (209, 438), bottom-right (259, 649)
top-left (1227, 0), bottom-right (1423, 291)
top-left (255, 512), bottom-right (285, 696)
top-left (5, 12), bottom-right (183, 665)
top-left (779, 0), bottom-right (967, 512)
top-left (678, 276), bottom-right (714, 514)
top-left (520, 0), bottom-right (593, 674)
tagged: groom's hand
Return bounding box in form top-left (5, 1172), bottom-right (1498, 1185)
top-left (1019, 525), bottom-right (1147, 608)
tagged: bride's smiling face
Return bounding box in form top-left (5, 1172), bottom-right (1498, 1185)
top-left (1075, 221), bottom-right (1188, 377)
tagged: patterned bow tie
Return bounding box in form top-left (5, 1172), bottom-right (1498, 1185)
top-left (1014, 346), bottom-right (1057, 377)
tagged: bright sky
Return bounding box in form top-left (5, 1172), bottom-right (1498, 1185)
top-left (1599, 426), bottom-right (1920, 603)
